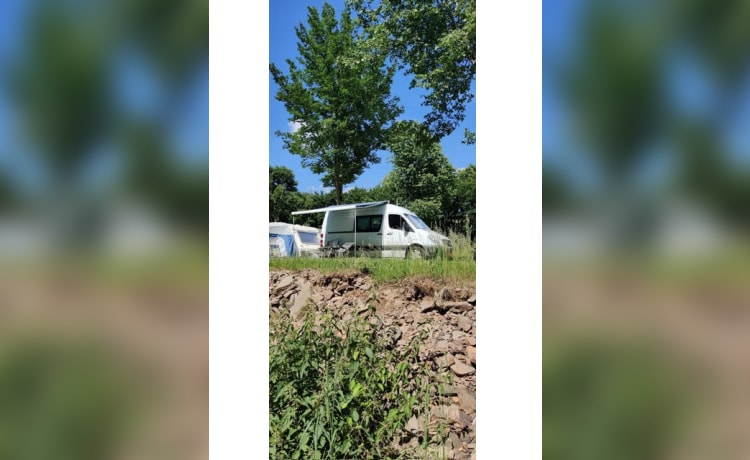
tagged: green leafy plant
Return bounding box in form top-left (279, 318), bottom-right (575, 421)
top-left (269, 302), bottom-right (440, 459)
top-left (544, 335), bottom-right (698, 460)
top-left (0, 336), bottom-right (142, 460)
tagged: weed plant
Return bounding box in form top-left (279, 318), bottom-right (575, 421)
top-left (0, 336), bottom-right (143, 460)
top-left (544, 335), bottom-right (698, 460)
top-left (269, 303), bottom-right (443, 459)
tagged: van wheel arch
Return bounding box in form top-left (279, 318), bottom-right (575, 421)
top-left (406, 244), bottom-right (425, 260)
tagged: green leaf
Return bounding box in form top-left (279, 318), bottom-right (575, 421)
top-left (351, 381), bottom-right (363, 398)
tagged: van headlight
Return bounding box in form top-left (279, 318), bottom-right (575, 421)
top-left (429, 234), bottom-right (451, 248)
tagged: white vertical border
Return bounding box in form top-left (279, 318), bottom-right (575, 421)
top-left (475, 0), bottom-right (541, 458)
top-left (210, 0), bottom-right (268, 458)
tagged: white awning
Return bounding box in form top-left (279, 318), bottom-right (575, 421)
top-left (291, 201), bottom-right (388, 215)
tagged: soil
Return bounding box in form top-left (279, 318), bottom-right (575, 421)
top-left (269, 268), bottom-right (477, 460)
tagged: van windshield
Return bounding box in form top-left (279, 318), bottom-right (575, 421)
top-left (405, 214), bottom-right (430, 230)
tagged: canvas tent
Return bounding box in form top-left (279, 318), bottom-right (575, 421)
top-left (269, 222), bottom-right (320, 257)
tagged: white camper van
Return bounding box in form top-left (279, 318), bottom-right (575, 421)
top-left (291, 201), bottom-right (451, 259)
top-left (269, 222), bottom-right (321, 257)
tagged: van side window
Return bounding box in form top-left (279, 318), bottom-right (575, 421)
top-left (388, 214), bottom-right (414, 231)
top-left (356, 215), bottom-right (382, 232)
top-left (388, 214), bottom-right (404, 230)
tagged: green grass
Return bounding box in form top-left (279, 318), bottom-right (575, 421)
top-left (270, 257), bottom-right (475, 284)
top-left (544, 241), bottom-right (750, 290)
top-left (0, 240), bottom-right (208, 289)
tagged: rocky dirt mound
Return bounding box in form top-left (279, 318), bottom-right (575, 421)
top-left (270, 269), bottom-right (477, 460)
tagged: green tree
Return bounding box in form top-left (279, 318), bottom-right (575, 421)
top-left (542, 164), bottom-right (573, 215)
top-left (268, 166), bottom-right (305, 223)
top-left (269, 166), bottom-right (298, 193)
top-left (453, 163), bottom-right (475, 237)
top-left (122, 122), bottom-right (208, 230)
top-left (270, 2), bottom-right (402, 205)
top-left (672, 0), bottom-right (750, 110)
top-left (341, 186), bottom-right (373, 204)
top-left (348, 0), bottom-right (476, 139)
top-left (369, 172), bottom-right (398, 203)
top-left (9, 3), bottom-right (113, 188)
top-left (293, 190), bottom-right (335, 228)
top-left (116, 0), bottom-right (207, 92)
top-left (405, 198), bottom-right (443, 228)
top-left (386, 120), bottom-right (456, 222)
top-left (673, 122), bottom-right (750, 229)
top-left (0, 170), bottom-right (20, 212)
top-left (559, 1), bottom-right (666, 186)
top-left (270, 186), bottom-right (303, 223)
top-left (454, 164), bottom-right (475, 213)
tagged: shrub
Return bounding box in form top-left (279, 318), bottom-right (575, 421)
top-left (0, 336), bottom-right (140, 460)
top-left (544, 336), bottom-right (697, 460)
top-left (269, 303), bottom-right (437, 459)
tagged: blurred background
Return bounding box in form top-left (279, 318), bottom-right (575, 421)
top-left (544, 0), bottom-right (750, 458)
top-left (0, 0), bottom-right (207, 459)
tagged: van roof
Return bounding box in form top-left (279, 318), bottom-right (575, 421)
top-left (291, 200), bottom-right (390, 215)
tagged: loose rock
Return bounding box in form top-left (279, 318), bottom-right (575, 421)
top-left (466, 346), bottom-right (476, 365)
top-left (450, 361), bottom-right (476, 377)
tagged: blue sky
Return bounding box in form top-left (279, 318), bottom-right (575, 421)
top-left (0, 0), bottom-right (208, 195)
top-left (0, 0), bottom-right (33, 186)
top-left (542, 0), bottom-right (750, 193)
top-left (268, 0), bottom-right (477, 194)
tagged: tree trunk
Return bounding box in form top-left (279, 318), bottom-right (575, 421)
top-left (335, 183), bottom-right (343, 205)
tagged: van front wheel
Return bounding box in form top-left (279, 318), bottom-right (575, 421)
top-left (406, 245), bottom-right (425, 260)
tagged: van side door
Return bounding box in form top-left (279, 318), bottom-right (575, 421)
top-left (353, 213), bottom-right (384, 256)
top-left (384, 214), bottom-right (412, 258)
